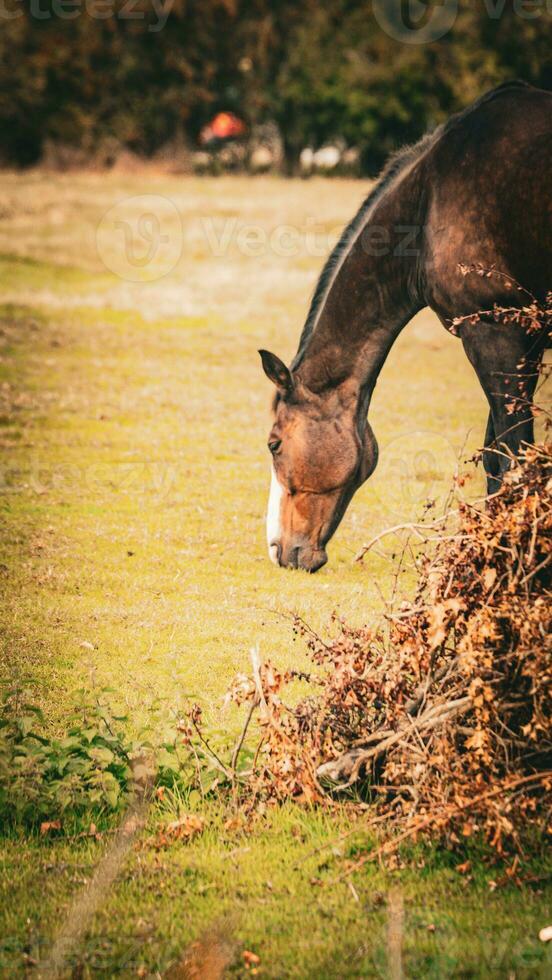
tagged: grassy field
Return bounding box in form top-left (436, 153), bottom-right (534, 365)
top-left (0, 172), bottom-right (550, 978)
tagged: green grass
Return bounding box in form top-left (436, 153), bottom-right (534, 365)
top-left (0, 173), bottom-right (550, 977)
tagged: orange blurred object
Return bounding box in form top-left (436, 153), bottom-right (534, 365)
top-left (199, 111), bottom-right (246, 145)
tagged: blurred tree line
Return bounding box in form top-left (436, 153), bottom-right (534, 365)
top-left (0, 0), bottom-right (550, 172)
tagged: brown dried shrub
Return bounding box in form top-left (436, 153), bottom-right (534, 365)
top-left (226, 443), bottom-right (552, 860)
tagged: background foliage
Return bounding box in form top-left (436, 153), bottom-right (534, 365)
top-left (1, 0), bottom-right (551, 171)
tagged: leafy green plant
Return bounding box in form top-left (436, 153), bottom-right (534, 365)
top-left (0, 683), bottom-right (141, 830)
top-left (0, 682), bottom-right (236, 833)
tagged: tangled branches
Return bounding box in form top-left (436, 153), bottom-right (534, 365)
top-left (451, 264), bottom-right (551, 340)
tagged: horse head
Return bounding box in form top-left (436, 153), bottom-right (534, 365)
top-left (259, 350), bottom-right (378, 571)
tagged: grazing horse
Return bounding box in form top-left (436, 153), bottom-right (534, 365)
top-left (259, 81), bottom-right (551, 572)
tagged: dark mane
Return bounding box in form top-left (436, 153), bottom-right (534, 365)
top-left (292, 131), bottom-right (436, 369)
top-left (292, 80), bottom-right (532, 371)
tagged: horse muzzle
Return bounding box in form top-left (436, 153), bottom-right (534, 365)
top-left (270, 540), bottom-right (328, 573)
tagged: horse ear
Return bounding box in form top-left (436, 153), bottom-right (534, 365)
top-left (258, 350), bottom-right (294, 394)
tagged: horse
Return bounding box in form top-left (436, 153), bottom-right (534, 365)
top-left (259, 81), bottom-right (551, 572)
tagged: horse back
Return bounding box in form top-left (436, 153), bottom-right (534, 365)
top-left (423, 83), bottom-right (552, 316)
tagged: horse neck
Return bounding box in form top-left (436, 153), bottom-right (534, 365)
top-left (295, 168), bottom-right (426, 402)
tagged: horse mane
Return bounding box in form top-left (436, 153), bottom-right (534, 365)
top-left (292, 80), bottom-right (532, 371)
top-left (292, 131), bottom-right (436, 368)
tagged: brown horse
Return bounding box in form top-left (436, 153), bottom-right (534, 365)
top-left (259, 81), bottom-right (551, 572)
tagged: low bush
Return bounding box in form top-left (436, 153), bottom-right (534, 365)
top-left (0, 686), bottom-right (197, 831)
top-left (220, 443), bottom-right (551, 864)
top-left (0, 687), bottom-right (137, 829)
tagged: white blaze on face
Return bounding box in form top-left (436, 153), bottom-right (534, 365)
top-left (266, 465), bottom-right (284, 564)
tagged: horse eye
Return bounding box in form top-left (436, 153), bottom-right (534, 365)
top-left (268, 439), bottom-right (282, 455)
